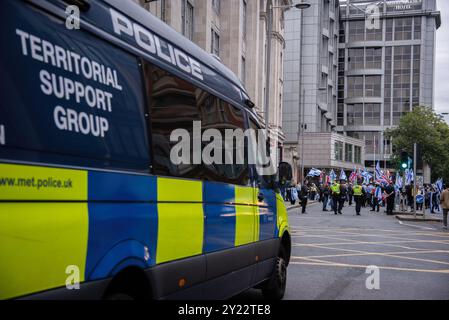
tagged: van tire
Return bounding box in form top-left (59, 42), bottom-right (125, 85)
top-left (261, 246), bottom-right (287, 300)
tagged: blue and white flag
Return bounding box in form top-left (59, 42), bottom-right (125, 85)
top-left (361, 168), bottom-right (373, 185)
top-left (375, 186), bottom-right (383, 201)
top-left (340, 170), bottom-right (347, 181)
top-left (436, 178), bottom-right (444, 194)
top-left (329, 170), bottom-right (337, 183)
top-left (307, 168), bottom-right (322, 177)
top-left (405, 169), bottom-right (414, 185)
top-left (375, 162), bottom-right (382, 180)
top-left (395, 172), bottom-right (403, 190)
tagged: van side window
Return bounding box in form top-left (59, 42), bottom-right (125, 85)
top-left (144, 62), bottom-right (249, 186)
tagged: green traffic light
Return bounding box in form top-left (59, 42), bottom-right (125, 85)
top-left (402, 163), bottom-right (408, 169)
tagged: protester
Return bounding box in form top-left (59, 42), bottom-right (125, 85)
top-left (406, 182), bottom-right (414, 212)
top-left (331, 180), bottom-right (341, 215)
top-left (290, 181), bottom-right (299, 205)
top-left (383, 181), bottom-right (395, 215)
top-left (348, 183), bottom-right (354, 206)
top-left (441, 184), bottom-right (449, 230)
top-left (309, 183), bottom-right (317, 201)
top-left (300, 181), bottom-right (310, 214)
top-left (338, 180), bottom-right (348, 215)
top-left (431, 186), bottom-right (441, 214)
top-left (321, 183), bottom-right (330, 212)
top-left (416, 187), bottom-right (425, 212)
top-left (371, 183), bottom-right (381, 213)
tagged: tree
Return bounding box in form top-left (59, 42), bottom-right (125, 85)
top-left (386, 106), bottom-right (449, 183)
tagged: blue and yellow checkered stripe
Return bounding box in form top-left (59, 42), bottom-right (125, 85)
top-left (0, 163), bottom-right (283, 299)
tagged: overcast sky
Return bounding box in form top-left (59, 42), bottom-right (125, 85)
top-left (435, 0), bottom-right (449, 121)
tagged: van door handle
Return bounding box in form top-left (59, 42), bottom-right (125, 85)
top-left (258, 193), bottom-right (265, 202)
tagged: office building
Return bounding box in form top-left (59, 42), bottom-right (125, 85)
top-left (337, 0), bottom-right (441, 168)
top-left (283, 0), bottom-right (365, 180)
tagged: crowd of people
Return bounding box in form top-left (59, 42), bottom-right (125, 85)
top-left (281, 179), bottom-right (449, 230)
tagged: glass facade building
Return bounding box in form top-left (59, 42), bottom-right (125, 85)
top-left (337, 0), bottom-right (441, 168)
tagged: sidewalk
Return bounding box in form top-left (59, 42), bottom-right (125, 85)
top-left (395, 213), bottom-right (443, 222)
top-left (392, 208), bottom-right (444, 222)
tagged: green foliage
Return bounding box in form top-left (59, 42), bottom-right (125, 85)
top-left (386, 106), bottom-right (449, 182)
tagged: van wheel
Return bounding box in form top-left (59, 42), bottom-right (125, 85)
top-left (261, 247), bottom-right (287, 300)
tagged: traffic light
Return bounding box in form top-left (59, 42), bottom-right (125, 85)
top-left (400, 151), bottom-right (409, 170)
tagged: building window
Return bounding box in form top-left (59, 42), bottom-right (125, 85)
top-left (211, 29), bottom-right (220, 56)
top-left (348, 20), bottom-right (365, 42)
top-left (339, 21), bottom-right (346, 43)
top-left (386, 19), bottom-right (393, 41)
top-left (334, 141), bottom-right (344, 161)
top-left (182, 0), bottom-right (194, 40)
top-left (394, 17), bottom-right (413, 41)
top-left (366, 19), bottom-right (383, 41)
top-left (364, 103), bottom-right (381, 125)
top-left (414, 17), bottom-right (421, 40)
top-left (365, 48), bottom-right (382, 69)
top-left (212, 0), bottom-right (220, 14)
top-left (365, 76), bottom-right (381, 97)
top-left (345, 143), bottom-right (353, 162)
top-left (392, 45), bottom-right (413, 124)
top-left (337, 104), bottom-right (344, 126)
top-left (354, 146), bottom-right (362, 164)
top-left (347, 76), bottom-right (364, 98)
top-left (348, 48), bottom-right (364, 70)
top-left (347, 104), bottom-right (363, 126)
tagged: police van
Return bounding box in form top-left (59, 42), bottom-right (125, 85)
top-left (0, 0), bottom-right (292, 300)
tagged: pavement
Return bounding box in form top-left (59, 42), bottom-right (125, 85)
top-left (236, 201), bottom-right (449, 300)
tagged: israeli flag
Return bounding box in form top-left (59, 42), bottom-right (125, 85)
top-left (375, 186), bottom-right (383, 200)
top-left (395, 172), bottom-right (403, 189)
top-left (375, 161), bottom-right (383, 180)
top-left (405, 169), bottom-right (414, 185)
top-left (307, 168), bottom-right (322, 177)
top-left (340, 170), bottom-right (347, 181)
top-left (330, 170), bottom-right (337, 183)
top-left (436, 178), bottom-right (444, 194)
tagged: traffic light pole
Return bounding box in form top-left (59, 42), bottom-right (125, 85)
top-left (413, 143), bottom-right (417, 218)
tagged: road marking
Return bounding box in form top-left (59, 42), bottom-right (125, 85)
top-left (398, 220), bottom-right (438, 231)
top-left (293, 249), bottom-right (449, 260)
top-left (293, 233), bottom-right (449, 246)
top-left (290, 261), bottom-right (449, 275)
top-left (292, 243), bottom-right (449, 266)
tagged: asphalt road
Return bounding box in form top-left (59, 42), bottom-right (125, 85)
top-left (237, 201), bottom-right (449, 300)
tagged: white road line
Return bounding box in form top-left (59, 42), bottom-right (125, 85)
top-left (398, 220), bottom-right (437, 231)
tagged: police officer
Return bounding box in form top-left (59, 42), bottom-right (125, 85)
top-left (331, 181), bottom-right (341, 215)
top-left (353, 181), bottom-right (365, 216)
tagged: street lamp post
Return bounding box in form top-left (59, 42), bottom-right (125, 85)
top-left (264, 1), bottom-right (311, 133)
